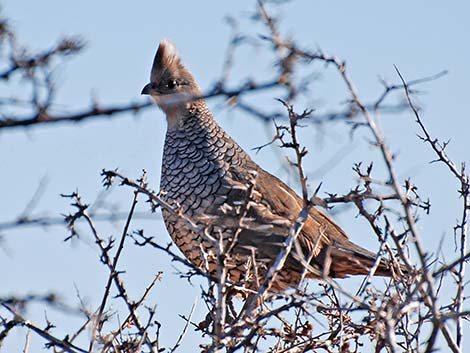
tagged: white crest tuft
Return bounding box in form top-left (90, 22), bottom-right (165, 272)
top-left (159, 39), bottom-right (177, 59)
top-left (151, 39), bottom-right (182, 81)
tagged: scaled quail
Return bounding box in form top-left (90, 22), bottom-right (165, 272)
top-left (141, 40), bottom-right (394, 291)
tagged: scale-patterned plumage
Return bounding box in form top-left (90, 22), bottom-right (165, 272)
top-left (141, 40), bottom-right (394, 291)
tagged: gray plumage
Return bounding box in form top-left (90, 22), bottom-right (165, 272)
top-left (142, 40), bottom-right (395, 291)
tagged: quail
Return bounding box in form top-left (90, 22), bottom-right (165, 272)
top-left (141, 40), bottom-right (394, 291)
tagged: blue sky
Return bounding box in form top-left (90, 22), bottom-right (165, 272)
top-left (1, 1), bottom-right (469, 351)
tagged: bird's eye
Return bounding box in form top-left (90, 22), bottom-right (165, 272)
top-left (167, 79), bottom-right (178, 89)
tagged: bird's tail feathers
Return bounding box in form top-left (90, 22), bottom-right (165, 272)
top-left (314, 241), bottom-right (400, 278)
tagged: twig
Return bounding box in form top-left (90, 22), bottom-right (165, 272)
top-left (396, 66), bottom-right (469, 350)
top-left (169, 300), bottom-right (197, 353)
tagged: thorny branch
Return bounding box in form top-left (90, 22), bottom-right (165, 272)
top-left (396, 67), bottom-right (470, 350)
top-left (61, 190), bottom-right (158, 353)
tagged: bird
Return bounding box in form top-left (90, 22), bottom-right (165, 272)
top-left (141, 40), bottom-right (396, 292)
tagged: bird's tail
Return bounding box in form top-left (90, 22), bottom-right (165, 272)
top-left (314, 240), bottom-right (400, 278)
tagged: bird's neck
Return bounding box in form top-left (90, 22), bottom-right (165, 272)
top-left (165, 99), bottom-right (215, 131)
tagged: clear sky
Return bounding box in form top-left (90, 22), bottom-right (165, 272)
top-left (1, 1), bottom-right (469, 351)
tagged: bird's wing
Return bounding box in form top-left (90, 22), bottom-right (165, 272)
top-left (213, 164), bottom-right (392, 278)
top-left (254, 168), bottom-right (350, 250)
top-left (253, 169), bottom-right (395, 277)
top-left (212, 165), bottom-right (339, 258)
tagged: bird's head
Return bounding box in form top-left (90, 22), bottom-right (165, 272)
top-left (141, 40), bottom-right (203, 118)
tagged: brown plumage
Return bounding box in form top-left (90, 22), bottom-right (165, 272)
top-left (142, 40), bottom-right (394, 291)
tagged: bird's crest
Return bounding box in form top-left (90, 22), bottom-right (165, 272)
top-left (151, 40), bottom-right (178, 77)
top-left (150, 40), bottom-right (189, 83)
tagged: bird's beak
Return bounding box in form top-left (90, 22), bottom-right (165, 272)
top-left (141, 83), bottom-right (153, 95)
